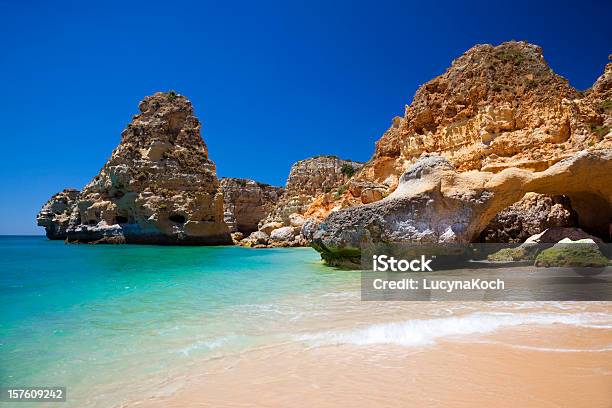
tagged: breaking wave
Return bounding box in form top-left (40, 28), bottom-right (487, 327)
top-left (297, 312), bottom-right (612, 347)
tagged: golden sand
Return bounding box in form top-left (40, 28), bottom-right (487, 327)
top-left (127, 323), bottom-right (612, 408)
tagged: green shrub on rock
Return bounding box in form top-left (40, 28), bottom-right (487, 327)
top-left (487, 246), bottom-right (537, 262)
top-left (166, 90), bottom-right (178, 100)
top-left (534, 243), bottom-right (608, 268)
top-left (340, 163), bottom-right (356, 178)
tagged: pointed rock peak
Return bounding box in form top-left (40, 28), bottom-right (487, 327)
top-left (38, 92), bottom-right (231, 245)
top-left (137, 91), bottom-right (193, 116)
top-left (119, 91), bottom-right (208, 160)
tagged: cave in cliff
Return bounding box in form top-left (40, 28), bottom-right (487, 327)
top-left (476, 192), bottom-right (612, 243)
top-left (566, 192), bottom-right (612, 241)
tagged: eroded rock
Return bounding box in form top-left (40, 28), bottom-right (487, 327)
top-left (535, 240), bottom-right (608, 268)
top-left (40, 92), bottom-right (232, 245)
top-left (270, 226), bottom-right (297, 241)
top-left (525, 227), bottom-right (604, 244)
top-left (354, 41), bottom-right (611, 195)
top-left (260, 156), bottom-right (363, 225)
top-left (240, 231), bottom-right (269, 247)
top-left (36, 189), bottom-right (79, 239)
top-left (478, 193), bottom-right (577, 243)
top-left (220, 178), bottom-right (282, 234)
top-left (312, 151), bottom-right (612, 265)
top-left (312, 42), bottom-right (611, 265)
top-left (487, 227), bottom-right (604, 262)
top-left (247, 156), bottom-right (363, 247)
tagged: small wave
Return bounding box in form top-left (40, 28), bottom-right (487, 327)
top-left (177, 335), bottom-right (235, 356)
top-left (581, 324), bottom-right (612, 329)
top-left (320, 291), bottom-right (359, 299)
top-left (296, 312), bottom-right (612, 348)
top-left (484, 342), bottom-right (612, 353)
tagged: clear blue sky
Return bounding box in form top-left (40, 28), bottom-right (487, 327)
top-left (0, 0), bottom-right (610, 235)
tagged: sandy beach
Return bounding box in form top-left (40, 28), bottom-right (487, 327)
top-left (127, 306), bottom-right (612, 408)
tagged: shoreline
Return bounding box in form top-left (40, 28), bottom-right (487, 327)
top-left (125, 321), bottom-right (612, 408)
top-left (2, 239), bottom-right (611, 408)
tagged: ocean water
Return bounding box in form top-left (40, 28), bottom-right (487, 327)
top-left (1, 236), bottom-right (611, 407)
top-left (0, 236), bottom-right (357, 406)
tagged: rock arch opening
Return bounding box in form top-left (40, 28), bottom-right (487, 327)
top-left (565, 192), bottom-right (612, 241)
top-left (477, 193), bottom-right (579, 243)
top-left (472, 189), bottom-right (611, 244)
top-left (462, 151), bottom-right (612, 244)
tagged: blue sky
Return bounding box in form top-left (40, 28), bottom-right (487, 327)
top-left (0, 0), bottom-right (610, 234)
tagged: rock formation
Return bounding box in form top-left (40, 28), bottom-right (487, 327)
top-left (313, 147), bottom-right (611, 266)
top-left (311, 42), bottom-right (611, 265)
top-left (261, 156), bottom-right (363, 225)
top-left (355, 42), bottom-right (610, 191)
top-left (478, 193), bottom-right (577, 243)
top-left (37, 189), bottom-right (79, 239)
top-left (534, 240), bottom-right (608, 269)
top-left (220, 177), bottom-right (283, 236)
top-left (525, 227), bottom-right (604, 245)
top-left (37, 42), bottom-right (611, 254)
top-left (241, 156), bottom-right (363, 247)
top-left (38, 92), bottom-right (232, 245)
top-left (487, 227), bottom-right (606, 263)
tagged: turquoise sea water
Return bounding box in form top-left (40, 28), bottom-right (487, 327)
top-left (0, 236), bottom-right (358, 407)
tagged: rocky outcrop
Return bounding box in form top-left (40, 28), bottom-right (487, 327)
top-left (524, 227), bottom-right (604, 245)
top-left (306, 48), bottom-right (612, 226)
top-left (241, 156), bottom-right (362, 247)
top-left (584, 54), bottom-right (612, 139)
top-left (478, 193), bottom-right (577, 243)
top-left (39, 92), bottom-right (232, 245)
top-left (355, 42), bottom-right (610, 193)
top-left (312, 150), bottom-right (612, 266)
top-left (261, 156), bottom-right (363, 225)
top-left (534, 239), bottom-right (608, 268)
top-left (311, 42), bottom-right (611, 265)
top-left (240, 231), bottom-right (270, 248)
top-left (37, 189), bottom-right (79, 239)
top-left (487, 227), bottom-right (604, 262)
top-left (220, 178), bottom-right (282, 235)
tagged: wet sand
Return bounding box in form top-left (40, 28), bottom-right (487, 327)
top-left (127, 324), bottom-right (612, 408)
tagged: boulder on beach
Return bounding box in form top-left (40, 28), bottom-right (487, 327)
top-left (534, 239), bottom-right (609, 268)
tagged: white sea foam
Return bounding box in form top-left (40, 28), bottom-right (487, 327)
top-left (480, 342), bottom-right (612, 353)
top-left (178, 335), bottom-right (235, 356)
top-left (297, 312), bottom-right (612, 348)
top-left (581, 323), bottom-right (612, 329)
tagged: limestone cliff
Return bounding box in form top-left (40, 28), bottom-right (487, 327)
top-left (241, 156), bottom-right (363, 247)
top-left (262, 156), bottom-right (363, 225)
top-left (312, 42), bottom-right (612, 265)
top-left (220, 178), bottom-right (283, 235)
top-left (356, 42), bottom-right (610, 191)
top-left (39, 92), bottom-right (232, 245)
